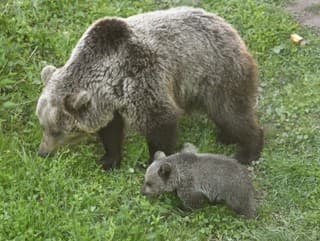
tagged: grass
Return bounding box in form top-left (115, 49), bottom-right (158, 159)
top-left (0, 0), bottom-right (320, 240)
top-left (305, 3), bottom-right (320, 15)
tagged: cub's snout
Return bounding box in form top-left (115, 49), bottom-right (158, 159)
top-left (140, 186), bottom-right (147, 195)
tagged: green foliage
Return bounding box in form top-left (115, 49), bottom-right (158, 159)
top-left (0, 0), bottom-right (319, 240)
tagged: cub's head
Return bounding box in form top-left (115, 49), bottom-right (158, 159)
top-left (36, 65), bottom-right (112, 157)
top-left (141, 151), bottom-right (177, 197)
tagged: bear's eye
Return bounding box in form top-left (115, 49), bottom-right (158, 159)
top-left (146, 182), bottom-right (152, 187)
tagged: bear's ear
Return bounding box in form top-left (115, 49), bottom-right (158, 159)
top-left (154, 151), bottom-right (166, 160)
top-left (158, 162), bottom-right (171, 179)
top-left (41, 65), bottom-right (56, 85)
top-left (85, 17), bottom-right (132, 53)
top-left (63, 90), bottom-right (91, 116)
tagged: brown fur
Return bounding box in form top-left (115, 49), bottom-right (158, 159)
top-left (36, 7), bottom-right (263, 169)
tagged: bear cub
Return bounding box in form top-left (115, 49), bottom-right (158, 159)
top-left (141, 143), bottom-right (257, 218)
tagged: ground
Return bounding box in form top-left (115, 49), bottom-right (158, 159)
top-left (287, 0), bottom-right (320, 29)
top-left (0, 0), bottom-right (319, 240)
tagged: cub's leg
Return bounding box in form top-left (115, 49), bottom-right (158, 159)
top-left (146, 120), bottom-right (177, 164)
top-left (177, 189), bottom-right (207, 209)
top-left (226, 193), bottom-right (257, 218)
top-left (97, 111), bottom-right (125, 170)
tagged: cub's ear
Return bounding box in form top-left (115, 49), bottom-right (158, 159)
top-left (158, 162), bottom-right (171, 179)
top-left (63, 90), bottom-right (91, 115)
top-left (154, 151), bottom-right (166, 160)
top-left (181, 143), bottom-right (198, 154)
top-left (41, 65), bottom-right (56, 85)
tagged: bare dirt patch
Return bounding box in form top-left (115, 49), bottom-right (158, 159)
top-left (286, 0), bottom-right (320, 29)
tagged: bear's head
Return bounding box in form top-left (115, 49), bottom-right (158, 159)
top-left (140, 151), bottom-right (177, 197)
top-left (36, 17), bottom-right (132, 156)
top-left (36, 65), bottom-right (114, 157)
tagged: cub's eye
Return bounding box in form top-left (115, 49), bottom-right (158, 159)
top-left (146, 182), bottom-right (152, 187)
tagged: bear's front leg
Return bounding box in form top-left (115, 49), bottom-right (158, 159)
top-left (146, 121), bottom-right (177, 164)
top-left (97, 111), bottom-right (124, 170)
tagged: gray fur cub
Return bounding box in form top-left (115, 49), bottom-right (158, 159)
top-left (141, 143), bottom-right (256, 218)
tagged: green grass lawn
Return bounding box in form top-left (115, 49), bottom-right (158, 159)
top-left (1, 0), bottom-right (319, 240)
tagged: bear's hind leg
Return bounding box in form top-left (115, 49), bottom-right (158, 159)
top-left (232, 114), bottom-right (263, 164)
top-left (208, 100), bottom-right (263, 164)
top-left (216, 124), bottom-right (237, 145)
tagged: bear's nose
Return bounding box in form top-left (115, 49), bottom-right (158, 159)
top-left (38, 149), bottom-right (48, 157)
top-left (38, 149), bottom-right (55, 157)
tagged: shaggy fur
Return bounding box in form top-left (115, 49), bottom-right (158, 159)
top-left (141, 143), bottom-right (257, 218)
top-left (36, 7), bottom-right (263, 169)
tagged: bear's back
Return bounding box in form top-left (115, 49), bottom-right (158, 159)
top-left (126, 7), bottom-right (247, 108)
top-left (126, 7), bottom-right (242, 53)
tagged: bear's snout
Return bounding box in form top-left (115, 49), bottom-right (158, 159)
top-left (38, 149), bottom-right (48, 157)
top-left (38, 140), bottom-right (56, 157)
top-left (38, 148), bottom-right (55, 157)
top-left (38, 134), bottom-right (58, 158)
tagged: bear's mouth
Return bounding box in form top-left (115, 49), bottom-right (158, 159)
top-left (38, 149), bottom-right (56, 158)
top-left (142, 192), bottom-right (159, 199)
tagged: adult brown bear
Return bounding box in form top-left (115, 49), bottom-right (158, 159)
top-left (36, 7), bottom-right (263, 170)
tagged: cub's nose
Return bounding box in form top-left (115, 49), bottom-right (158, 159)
top-left (140, 187), bottom-right (146, 195)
